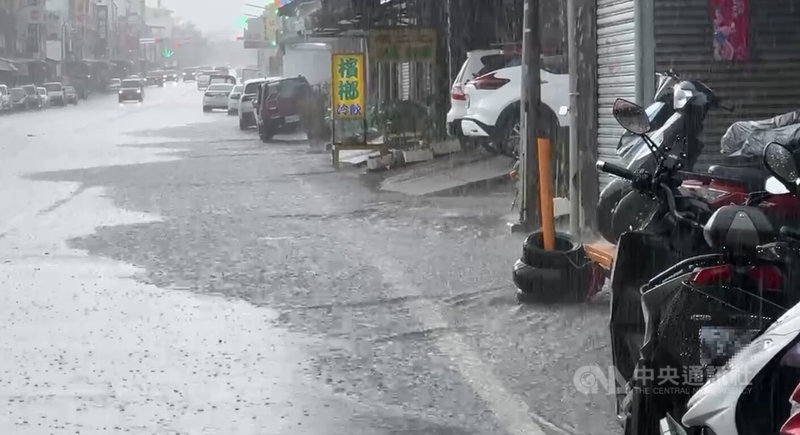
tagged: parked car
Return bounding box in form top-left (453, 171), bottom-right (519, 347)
top-left (202, 83), bottom-right (234, 112)
top-left (460, 54), bottom-right (570, 156)
top-left (0, 85), bottom-right (10, 112)
top-left (107, 78), bottom-right (121, 92)
top-left (118, 79), bottom-right (144, 102)
top-left (63, 86), bottom-right (79, 105)
top-left (9, 87), bottom-right (27, 111)
top-left (21, 85), bottom-right (41, 110)
top-left (227, 84), bottom-right (243, 115)
top-left (448, 49), bottom-right (505, 146)
top-left (43, 82), bottom-right (65, 106)
top-left (256, 76), bottom-right (312, 142)
top-left (164, 70), bottom-right (179, 82)
top-left (36, 87), bottom-right (48, 108)
top-left (238, 77), bottom-right (276, 130)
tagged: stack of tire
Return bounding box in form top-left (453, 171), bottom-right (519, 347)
top-left (512, 230), bottom-right (595, 304)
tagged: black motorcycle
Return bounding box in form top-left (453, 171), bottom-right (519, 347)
top-left (599, 101), bottom-right (800, 433)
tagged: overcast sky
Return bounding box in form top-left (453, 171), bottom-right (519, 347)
top-left (154, 0), bottom-right (255, 39)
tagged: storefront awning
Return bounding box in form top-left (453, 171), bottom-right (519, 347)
top-left (0, 58), bottom-right (18, 72)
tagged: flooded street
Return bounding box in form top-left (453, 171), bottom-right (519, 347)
top-left (0, 84), bottom-right (615, 434)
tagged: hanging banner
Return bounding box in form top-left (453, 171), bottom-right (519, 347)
top-left (369, 28), bottom-right (436, 63)
top-left (331, 53), bottom-right (366, 120)
top-left (709, 0), bottom-right (750, 62)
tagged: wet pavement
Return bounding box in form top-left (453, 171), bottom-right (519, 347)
top-left (1, 83), bottom-right (618, 434)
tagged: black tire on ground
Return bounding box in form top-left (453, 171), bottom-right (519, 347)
top-left (239, 118), bottom-right (248, 130)
top-left (227, 109), bottom-right (236, 116)
top-left (516, 230), bottom-right (593, 304)
top-left (259, 123), bottom-right (273, 143)
top-left (597, 178), bottom-right (633, 244)
top-left (203, 106), bottom-right (211, 112)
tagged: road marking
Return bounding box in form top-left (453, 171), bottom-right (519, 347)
top-left (298, 178), bottom-right (571, 435)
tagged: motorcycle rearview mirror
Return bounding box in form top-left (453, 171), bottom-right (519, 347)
top-left (763, 142), bottom-right (800, 194)
top-left (612, 98), bottom-right (651, 135)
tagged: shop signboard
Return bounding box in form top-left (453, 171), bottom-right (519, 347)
top-left (709, 0), bottom-right (750, 62)
top-left (331, 52), bottom-right (366, 120)
top-left (368, 28), bottom-right (436, 63)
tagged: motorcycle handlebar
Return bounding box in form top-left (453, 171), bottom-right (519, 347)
top-left (596, 160), bottom-right (634, 180)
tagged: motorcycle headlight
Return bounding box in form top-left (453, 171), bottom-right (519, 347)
top-left (674, 87), bottom-right (694, 110)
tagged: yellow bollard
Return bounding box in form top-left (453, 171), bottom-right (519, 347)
top-left (537, 138), bottom-right (556, 251)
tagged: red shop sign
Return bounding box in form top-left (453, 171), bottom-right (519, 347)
top-left (709, 0), bottom-right (750, 62)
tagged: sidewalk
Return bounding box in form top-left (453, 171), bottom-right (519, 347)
top-left (379, 151), bottom-right (514, 196)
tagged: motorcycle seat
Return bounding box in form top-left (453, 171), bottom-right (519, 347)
top-left (707, 164), bottom-right (769, 192)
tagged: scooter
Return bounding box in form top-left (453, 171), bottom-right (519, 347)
top-left (598, 74), bottom-right (800, 244)
top-left (658, 141), bottom-right (800, 435)
top-left (597, 101), bottom-right (800, 433)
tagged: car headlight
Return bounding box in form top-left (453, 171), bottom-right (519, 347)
top-left (136, 89), bottom-right (141, 93)
top-left (674, 88), bottom-right (694, 110)
top-left (118, 90), bottom-right (123, 94)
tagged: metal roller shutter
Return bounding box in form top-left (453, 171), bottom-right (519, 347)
top-left (655, 0), bottom-right (800, 169)
top-left (597, 0), bottom-right (636, 187)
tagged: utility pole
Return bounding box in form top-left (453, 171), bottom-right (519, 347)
top-left (567, 0), bottom-right (580, 236)
top-left (516, 0), bottom-right (541, 231)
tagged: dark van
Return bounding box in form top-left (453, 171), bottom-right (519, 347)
top-left (256, 76), bottom-right (312, 142)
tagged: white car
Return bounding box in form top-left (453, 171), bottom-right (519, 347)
top-left (227, 84), bottom-right (243, 115)
top-left (202, 83), bottom-right (234, 112)
top-left (43, 82), bottom-right (65, 106)
top-left (238, 77), bottom-right (278, 130)
top-left (0, 85), bottom-right (10, 112)
top-left (36, 87), bottom-right (48, 108)
top-left (460, 57), bottom-right (570, 156)
top-left (447, 49), bottom-right (504, 141)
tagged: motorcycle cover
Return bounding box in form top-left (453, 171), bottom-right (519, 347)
top-left (720, 109), bottom-right (800, 157)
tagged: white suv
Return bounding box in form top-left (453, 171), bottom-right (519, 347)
top-left (448, 49), bottom-right (511, 144)
top-left (460, 54), bottom-right (570, 156)
top-left (0, 85), bottom-right (10, 112)
top-left (238, 77), bottom-right (278, 130)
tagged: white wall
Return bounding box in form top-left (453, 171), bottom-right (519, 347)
top-left (283, 43), bottom-right (331, 87)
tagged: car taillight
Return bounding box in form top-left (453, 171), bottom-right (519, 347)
top-left (451, 84), bottom-right (466, 101)
top-left (780, 383), bottom-right (800, 435)
top-left (470, 73), bottom-right (510, 90)
top-left (692, 265), bottom-right (732, 286)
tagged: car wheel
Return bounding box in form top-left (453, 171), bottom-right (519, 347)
top-left (496, 109), bottom-right (521, 158)
top-left (239, 117), bottom-right (248, 130)
top-left (227, 109), bottom-right (236, 116)
top-left (203, 106), bottom-right (211, 112)
top-left (259, 123), bottom-right (273, 143)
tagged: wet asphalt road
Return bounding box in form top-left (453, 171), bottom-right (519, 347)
top-left (0, 83), bottom-right (618, 434)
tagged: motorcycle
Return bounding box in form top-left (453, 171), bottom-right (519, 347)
top-left (658, 141), bottom-right (800, 435)
top-left (598, 74), bottom-right (800, 244)
top-left (598, 100), bottom-right (800, 433)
